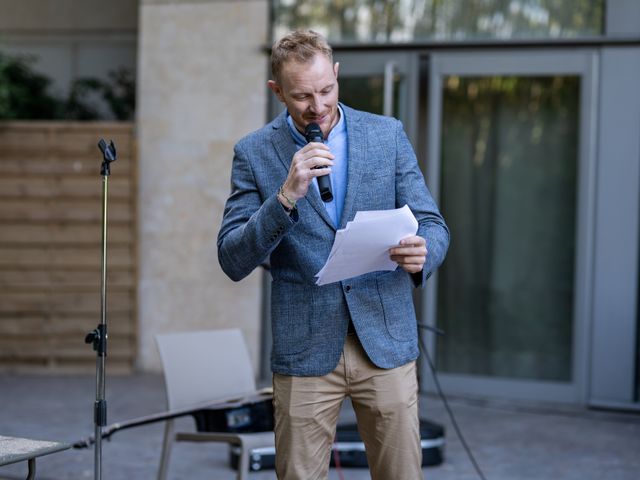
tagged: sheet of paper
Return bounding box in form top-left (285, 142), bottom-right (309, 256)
top-left (315, 205), bottom-right (418, 286)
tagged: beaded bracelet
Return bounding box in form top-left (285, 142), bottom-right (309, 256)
top-left (278, 184), bottom-right (296, 210)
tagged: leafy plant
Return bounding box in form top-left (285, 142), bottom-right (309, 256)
top-left (0, 51), bottom-right (61, 119)
top-left (66, 67), bottom-right (136, 121)
top-left (0, 50), bottom-right (135, 121)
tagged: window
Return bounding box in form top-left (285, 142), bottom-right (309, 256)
top-left (272, 0), bottom-right (604, 43)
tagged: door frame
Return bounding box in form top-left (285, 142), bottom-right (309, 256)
top-left (332, 50), bottom-right (421, 139)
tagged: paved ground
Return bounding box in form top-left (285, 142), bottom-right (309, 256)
top-left (1, 374), bottom-right (639, 479)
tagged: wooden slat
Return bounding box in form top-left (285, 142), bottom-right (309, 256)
top-left (0, 198), bottom-right (133, 222)
top-left (0, 291), bottom-right (133, 313)
top-left (47, 319), bottom-right (135, 336)
top-left (0, 315), bottom-right (45, 334)
top-left (0, 224), bottom-right (132, 244)
top-left (10, 224), bottom-right (132, 244)
top-left (0, 270), bottom-right (134, 289)
top-left (0, 125), bottom-right (133, 155)
top-left (0, 246), bottom-right (134, 269)
top-left (0, 122), bottom-right (137, 373)
top-left (0, 155), bottom-right (132, 175)
top-left (0, 313), bottom-right (134, 336)
top-left (0, 176), bottom-right (132, 198)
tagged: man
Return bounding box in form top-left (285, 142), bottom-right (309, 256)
top-left (218, 30), bottom-right (449, 480)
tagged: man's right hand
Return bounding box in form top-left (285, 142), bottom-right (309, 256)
top-left (280, 142), bottom-right (334, 203)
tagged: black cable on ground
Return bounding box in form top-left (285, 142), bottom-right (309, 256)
top-left (418, 324), bottom-right (488, 480)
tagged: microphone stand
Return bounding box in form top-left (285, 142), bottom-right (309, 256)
top-left (85, 139), bottom-right (117, 480)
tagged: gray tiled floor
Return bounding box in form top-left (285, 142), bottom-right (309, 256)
top-left (1, 374), bottom-right (639, 479)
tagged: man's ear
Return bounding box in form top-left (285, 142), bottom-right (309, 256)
top-left (334, 62), bottom-right (340, 78)
top-left (267, 80), bottom-right (285, 103)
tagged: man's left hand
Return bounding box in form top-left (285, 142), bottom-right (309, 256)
top-left (389, 235), bottom-right (427, 274)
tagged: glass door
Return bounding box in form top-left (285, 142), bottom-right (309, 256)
top-left (423, 50), bottom-right (598, 403)
top-left (332, 51), bottom-right (418, 137)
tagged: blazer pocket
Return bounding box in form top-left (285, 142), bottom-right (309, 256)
top-left (376, 270), bottom-right (416, 341)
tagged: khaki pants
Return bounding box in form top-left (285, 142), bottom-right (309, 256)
top-left (273, 334), bottom-right (422, 480)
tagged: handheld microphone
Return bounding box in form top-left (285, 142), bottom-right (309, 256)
top-left (304, 123), bottom-right (333, 202)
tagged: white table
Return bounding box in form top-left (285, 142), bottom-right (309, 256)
top-left (0, 435), bottom-right (70, 480)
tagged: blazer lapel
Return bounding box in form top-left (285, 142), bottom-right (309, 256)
top-left (339, 107), bottom-right (366, 229)
top-left (271, 115), bottom-right (336, 230)
top-left (271, 116), bottom-right (297, 173)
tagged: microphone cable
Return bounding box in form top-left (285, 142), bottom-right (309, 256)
top-left (417, 323), bottom-right (488, 480)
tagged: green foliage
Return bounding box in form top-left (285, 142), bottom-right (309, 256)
top-left (272, 0), bottom-right (605, 43)
top-left (66, 67), bottom-right (136, 121)
top-left (0, 51), bottom-right (61, 119)
top-left (0, 50), bottom-right (135, 121)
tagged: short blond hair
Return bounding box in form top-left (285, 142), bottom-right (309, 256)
top-left (271, 30), bottom-right (333, 83)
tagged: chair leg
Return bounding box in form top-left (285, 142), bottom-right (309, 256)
top-left (236, 440), bottom-right (250, 480)
top-left (157, 419), bottom-right (175, 480)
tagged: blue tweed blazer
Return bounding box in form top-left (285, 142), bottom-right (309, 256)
top-left (217, 104), bottom-right (449, 376)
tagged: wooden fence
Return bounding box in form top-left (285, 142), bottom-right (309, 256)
top-left (0, 122), bottom-right (136, 373)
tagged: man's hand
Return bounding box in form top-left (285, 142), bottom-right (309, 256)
top-left (280, 142), bottom-right (334, 203)
top-left (389, 235), bottom-right (427, 274)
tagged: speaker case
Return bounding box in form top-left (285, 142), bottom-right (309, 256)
top-left (229, 419), bottom-right (445, 471)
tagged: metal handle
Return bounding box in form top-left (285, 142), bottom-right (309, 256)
top-left (383, 61), bottom-right (396, 117)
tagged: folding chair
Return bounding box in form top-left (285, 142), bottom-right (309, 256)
top-left (155, 329), bottom-right (274, 480)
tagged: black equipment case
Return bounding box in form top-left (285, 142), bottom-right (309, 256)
top-left (190, 397), bottom-right (274, 433)
top-left (229, 419), bottom-right (445, 472)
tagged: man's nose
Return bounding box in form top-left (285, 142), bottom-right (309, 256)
top-left (308, 95), bottom-right (321, 112)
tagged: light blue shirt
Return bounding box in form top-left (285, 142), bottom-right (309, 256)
top-left (286, 105), bottom-right (348, 227)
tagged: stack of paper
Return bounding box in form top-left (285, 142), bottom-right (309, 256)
top-left (315, 204), bottom-right (418, 286)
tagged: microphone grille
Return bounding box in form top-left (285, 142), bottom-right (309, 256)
top-left (304, 123), bottom-right (323, 143)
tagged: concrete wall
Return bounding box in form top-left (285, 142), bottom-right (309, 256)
top-left (2, 0), bottom-right (270, 372)
top-left (0, 0), bottom-right (138, 31)
top-left (0, 0), bottom-right (137, 103)
top-left (136, 0), bottom-right (269, 372)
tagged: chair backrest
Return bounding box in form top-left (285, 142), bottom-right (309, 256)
top-left (155, 329), bottom-right (257, 410)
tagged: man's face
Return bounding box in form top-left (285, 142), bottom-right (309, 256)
top-left (268, 54), bottom-right (340, 139)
